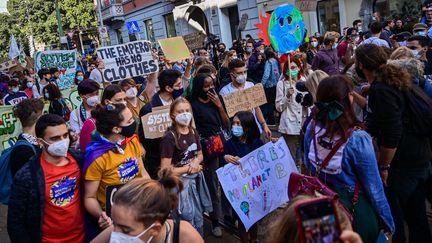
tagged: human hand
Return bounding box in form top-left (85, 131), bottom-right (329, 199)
top-left (188, 162), bottom-right (203, 174)
top-left (224, 155), bottom-right (241, 165)
top-left (287, 87), bottom-right (295, 97)
top-left (340, 230), bottom-right (363, 243)
top-left (207, 90), bottom-right (222, 108)
top-left (98, 211), bottom-right (112, 229)
top-left (380, 170), bottom-right (388, 187)
top-left (264, 125), bottom-right (272, 139)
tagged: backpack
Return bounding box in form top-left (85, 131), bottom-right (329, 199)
top-left (0, 139), bottom-right (36, 205)
top-left (403, 85), bottom-right (432, 136)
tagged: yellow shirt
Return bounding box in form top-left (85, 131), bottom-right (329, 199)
top-left (126, 99), bottom-right (145, 121)
top-left (85, 137), bottom-right (144, 210)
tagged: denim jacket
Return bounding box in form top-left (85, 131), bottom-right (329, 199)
top-left (303, 123), bottom-right (395, 233)
top-left (261, 58), bottom-right (280, 88)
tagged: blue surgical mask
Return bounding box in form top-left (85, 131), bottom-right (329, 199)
top-left (416, 31), bottom-right (427, 36)
top-left (232, 125), bottom-right (244, 137)
top-left (12, 87), bottom-right (19, 93)
top-left (26, 82), bottom-right (33, 88)
top-left (77, 76), bottom-right (84, 81)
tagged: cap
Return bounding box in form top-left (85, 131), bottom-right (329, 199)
top-left (254, 41), bottom-right (264, 48)
top-left (413, 23), bottom-right (428, 31)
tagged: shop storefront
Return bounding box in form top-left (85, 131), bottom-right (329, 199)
top-left (374, 0), bottom-right (423, 23)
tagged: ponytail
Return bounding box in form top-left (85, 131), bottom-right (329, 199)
top-left (158, 168), bottom-right (184, 211)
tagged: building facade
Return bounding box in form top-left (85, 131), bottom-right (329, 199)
top-left (98, 0), bottom-right (424, 48)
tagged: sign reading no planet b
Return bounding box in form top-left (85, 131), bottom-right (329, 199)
top-left (216, 138), bottom-right (298, 230)
top-left (35, 50), bottom-right (77, 90)
top-left (96, 40), bottom-right (158, 82)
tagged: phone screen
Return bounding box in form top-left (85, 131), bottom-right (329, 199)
top-left (297, 199), bottom-right (341, 243)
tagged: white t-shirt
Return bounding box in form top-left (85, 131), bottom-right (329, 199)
top-left (69, 107), bottom-right (91, 134)
top-left (32, 82), bottom-right (48, 98)
top-left (89, 69), bottom-right (103, 83)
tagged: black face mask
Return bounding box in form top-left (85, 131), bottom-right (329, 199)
top-left (355, 65), bottom-right (366, 79)
top-left (219, 48), bottom-right (225, 53)
top-left (198, 89), bottom-right (208, 99)
top-left (120, 121), bottom-right (137, 138)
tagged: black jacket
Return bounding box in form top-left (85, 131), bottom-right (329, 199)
top-left (7, 149), bottom-right (83, 243)
top-left (366, 81), bottom-right (431, 168)
top-left (138, 93), bottom-right (164, 178)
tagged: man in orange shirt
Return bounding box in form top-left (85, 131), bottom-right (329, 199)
top-left (8, 114), bottom-right (85, 243)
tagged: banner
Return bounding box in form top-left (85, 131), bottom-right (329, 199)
top-left (221, 84), bottom-right (267, 117)
top-left (96, 40), bottom-right (158, 82)
top-left (295, 0), bottom-right (317, 11)
top-left (216, 138), bottom-right (298, 230)
top-left (34, 50), bottom-right (77, 90)
top-left (141, 106), bottom-right (172, 139)
top-left (183, 32), bottom-right (206, 50)
top-left (159, 37), bottom-right (191, 62)
top-left (0, 88), bottom-right (82, 153)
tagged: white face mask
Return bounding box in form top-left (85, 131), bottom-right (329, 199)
top-left (332, 43), bottom-right (338, 49)
top-left (175, 112), bottom-right (193, 126)
top-left (126, 87), bottom-right (138, 98)
top-left (86, 95), bottom-right (100, 107)
top-left (110, 223), bottom-right (155, 243)
top-left (235, 74), bottom-right (247, 84)
top-left (411, 49), bottom-right (422, 59)
top-left (311, 41), bottom-right (318, 48)
top-left (42, 138), bottom-right (70, 157)
top-left (260, 49), bottom-right (264, 54)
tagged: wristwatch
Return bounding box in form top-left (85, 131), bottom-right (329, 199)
top-left (379, 164), bottom-right (391, 171)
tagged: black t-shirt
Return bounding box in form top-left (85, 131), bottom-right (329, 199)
top-left (10, 135), bottom-right (40, 176)
top-left (191, 99), bottom-right (223, 138)
top-left (160, 129), bottom-right (201, 167)
top-left (425, 50), bottom-right (432, 75)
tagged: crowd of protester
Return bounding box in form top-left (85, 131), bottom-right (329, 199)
top-left (2, 3), bottom-right (432, 243)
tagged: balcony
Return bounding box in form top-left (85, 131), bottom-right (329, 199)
top-left (101, 3), bottom-right (125, 25)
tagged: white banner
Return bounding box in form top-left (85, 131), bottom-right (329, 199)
top-left (96, 40), bottom-right (158, 82)
top-left (216, 138), bottom-right (298, 230)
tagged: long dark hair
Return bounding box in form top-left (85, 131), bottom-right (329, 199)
top-left (234, 111), bottom-right (260, 145)
top-left (43, 83), bottom-right (62, 101)
top-left (314, 75), bottom-right (363, 141)
top-left (102, 84), bottom-right (124, 104)
top-left (91, 103), bottom-right (127, 136)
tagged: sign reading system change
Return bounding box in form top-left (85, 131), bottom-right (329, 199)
top-left (96, 40), bottom-right (158, 82)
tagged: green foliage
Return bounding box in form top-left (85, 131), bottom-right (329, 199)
top-left (2, 0), bottom-right (97, 56)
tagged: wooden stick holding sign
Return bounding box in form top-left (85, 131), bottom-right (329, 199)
top-left (221, 83), bottom-right (267, 118)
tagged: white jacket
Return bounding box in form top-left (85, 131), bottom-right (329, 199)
top-left (275, 78), bottom-right (307, 135)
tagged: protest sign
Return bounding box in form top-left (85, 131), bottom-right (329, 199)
top-left (222, 84), bottom-right (267, 117)
top-left (96, 40), bottom-right (158, 82)
top-left (141, 106), bottom-right (172, 139)
top-left (182, 32), bottom-right (206, 50)
top-left (217, 138), bottom-right (298, 230)
top-left (295, 0), bottom-right (317, 11)
top-left (34, 50), bottom-right (77, 90)
top-left (106, 184), bottom-right (123, 217)
top-left (0, 87), bottom-right (83, 153)
top-left (158, 37), bottom-right (191, 62)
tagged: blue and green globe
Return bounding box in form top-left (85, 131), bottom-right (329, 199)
top-left (268, 4), bottom-right (305, 53)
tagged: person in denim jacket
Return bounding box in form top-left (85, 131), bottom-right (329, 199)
top-left (303, 75), bottom-right (394, 243)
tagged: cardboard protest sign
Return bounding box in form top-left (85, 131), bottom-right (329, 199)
top-left (141, 106), bottom-right (172, 139)
top-left (295, 0), bottom-right (317, 11)
top-left (34, 50), bottom-right (77, 90)
top-left (222, 84), bottom-right (267, 117)
top-left (217, 138), bottom-right (298, 230)
top-left (158, 37), bottom-right (191, 62)
top-left (105, 185), bottom-right (123, 217)
top-left (183, 32), bottom-right (206, 50)
top-left (96, 40), bottom-right (158, 82)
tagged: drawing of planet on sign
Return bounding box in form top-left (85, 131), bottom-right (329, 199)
top-left (240, 201), bottom-right (250, 218)
top-left (255, 4), bottom-right (305, 53)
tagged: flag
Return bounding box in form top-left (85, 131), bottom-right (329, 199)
top-left (8, 34), bottom-right (20, 60)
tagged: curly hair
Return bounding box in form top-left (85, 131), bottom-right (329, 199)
top-left (387, 58), bottom-right (424, 80)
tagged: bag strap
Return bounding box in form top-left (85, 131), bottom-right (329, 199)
top-left (173, 212), bottom-right (180, 243)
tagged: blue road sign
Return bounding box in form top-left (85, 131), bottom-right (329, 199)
top-left (127, 21), bottom-right (141, 34)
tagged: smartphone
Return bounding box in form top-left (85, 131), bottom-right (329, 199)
top-left (295, 197), bottom-right (342, 243)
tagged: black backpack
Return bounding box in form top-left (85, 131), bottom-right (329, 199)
top-left (403, 85), bottom-right (432, 137)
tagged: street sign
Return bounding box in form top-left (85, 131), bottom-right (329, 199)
top-left (60, 36), bottom-right (68, 44)
top-left (127, 21), bottom-right (141, 34)
top-left (99, 27), bottom-right (108, 39)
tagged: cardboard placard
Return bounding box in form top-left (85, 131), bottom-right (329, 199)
top-left (158, 37), bottom-right (191, 62)
top-left (183, 32), bottom-right (206, 50)
top-left (96, 40), bottom-right (158, 82)
top-left (141, 106), bottom-right (172, 139)
top-left (222, 84), bottom-right (267, 118)
top-left (295, 0), bottom-right (317, 12)
top-left (105, 185), bottom-right (123, 217)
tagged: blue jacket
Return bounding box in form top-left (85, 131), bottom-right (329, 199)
top-left (261, 58), bottom-right (280, 88)
top-left (303, 123), bottom-right (395, 233)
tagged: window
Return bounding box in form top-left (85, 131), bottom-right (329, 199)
top-left (116, 29), bottom-right (123, 44)
top-left (374, 0), bottom-right (422, 24)
top-left (144, 19), bottom-right (156, 43)
top-left (129, 33), bottom-right (137, 42)
top-left (164, 13), bottom-right (177, 38)
top-left (317, 0), bottom-right (340, 34)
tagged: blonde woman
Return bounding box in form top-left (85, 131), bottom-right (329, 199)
top-left (305, 70), bottom-right (329, 103)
